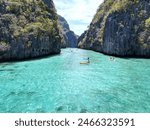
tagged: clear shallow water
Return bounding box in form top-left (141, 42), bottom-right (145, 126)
top-left (0, 48), bottom-right (150, 113)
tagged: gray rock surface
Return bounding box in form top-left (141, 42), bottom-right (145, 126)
top-left (58, 15), bottom-right (78, 48)
top-left (78, 0), bottom-right (150, 57)
top-left (0, 0), bottom-right (62, 61)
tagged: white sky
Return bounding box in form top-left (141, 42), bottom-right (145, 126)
top-left (53, 0), bottom-right (104, 35)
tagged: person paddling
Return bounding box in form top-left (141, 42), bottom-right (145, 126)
top-left (87, 57), bottom-right (90, 63)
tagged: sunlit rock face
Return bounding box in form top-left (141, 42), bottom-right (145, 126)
top-left (0, 0), bottom-right (62, 61)
top-left (78, 0), bottom-right (150, 57)
top-left (58, 15), bottom-right (78, 48)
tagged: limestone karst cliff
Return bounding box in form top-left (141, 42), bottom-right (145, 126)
top-left (0, 0), bottom-right (62, 61)
top-left (58, 15), bottom-right (78, 48)
top-left (78, 0), bottom-right (150, 57)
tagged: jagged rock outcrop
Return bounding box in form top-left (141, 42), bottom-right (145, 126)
top-left (78, 0), bottom-right (150, 57)
top-left (0, 0), bottom-right (62, 61)
top-left (58, 15), bottom-right (78, 48)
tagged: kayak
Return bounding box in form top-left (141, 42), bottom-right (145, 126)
top-left (80, 62), bottom-right (90, 64)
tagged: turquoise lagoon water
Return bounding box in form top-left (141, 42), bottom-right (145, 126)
top-left (0, 48), bottom-right (150, 113)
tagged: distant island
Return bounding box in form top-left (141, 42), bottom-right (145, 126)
top-left (58, 15), bottom-right (78, 48)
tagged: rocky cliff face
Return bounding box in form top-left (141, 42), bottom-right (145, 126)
top-left (58, 15), bottom-right (78, 48)
top-left (78, 0), bottom-right (150, 57)
top-left (0, 0), bottom-right (62, 61)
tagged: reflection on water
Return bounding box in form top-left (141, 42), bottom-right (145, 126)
top-left (0, 48), bottom-right (150, 113)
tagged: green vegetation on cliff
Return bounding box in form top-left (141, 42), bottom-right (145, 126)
top-left (92, 0), bottom-right (140, 42)
top-left (0, 0), bottom-right (59, 38)
top-left (0, 0), bottom-right (62, 61)
top-left (78, 0), bottom-right (150, 57)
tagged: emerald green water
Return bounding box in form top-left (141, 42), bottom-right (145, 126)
top-left (0, 48), bottom-right (150, 113)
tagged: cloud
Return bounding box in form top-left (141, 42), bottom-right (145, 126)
top-left (53, 0), bottom-right (104, 35)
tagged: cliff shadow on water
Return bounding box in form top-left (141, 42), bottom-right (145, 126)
top-left (0, 53), bottom-right (61, 63)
